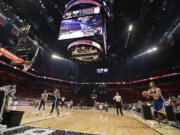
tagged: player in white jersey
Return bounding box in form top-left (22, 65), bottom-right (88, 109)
top-left (37, 90), bottom-right (48, 113)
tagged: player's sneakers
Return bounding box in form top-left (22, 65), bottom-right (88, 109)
top-left (165, 126), bottom-right (172, 130)
top-left (35, 110), bottom-right (39, 115)
top-left (154, 126), bottom-right (161, 128)
top-left (57, 114), bottom-right (60, 118)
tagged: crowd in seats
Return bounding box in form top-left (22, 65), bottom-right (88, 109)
top-left (134, 64), bottom-right (180, 81)
top-left (105, 63), bottom-right (180, 82)
top-left (0, 60), bottom-right (179, 106)
top-left (6, 78), bottom-right (179, 107)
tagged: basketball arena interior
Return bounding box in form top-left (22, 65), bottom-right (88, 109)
top-left (0, 0), bottom-right (180, 135)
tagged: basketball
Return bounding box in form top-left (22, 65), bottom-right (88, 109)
top-left (142, 91), bottom-right (149, 97)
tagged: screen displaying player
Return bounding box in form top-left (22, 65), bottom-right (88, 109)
top-left (58, 14), bottom-right (103, 40)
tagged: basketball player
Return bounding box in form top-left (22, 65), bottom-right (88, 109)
top-left (143, 81), bottom-right (168, 127)
top-left (48, 87), bottom-right (60, 117)
top-left (37, 90), bottom-right (48, 113)
top-left (34, 99), bottom-right (39, 109)
top-left (113, 92), bottom-right (123, 116)
top-left (79, 100), bottom-right (83, 109)
top-left (61, 96), bottom-right (65, 107)
top-left (69, 99), bottom-right (73, 109)
top-left (104, 102), bottom-right (108, 112)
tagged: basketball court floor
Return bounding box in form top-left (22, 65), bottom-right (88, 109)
top-left (7, 106), bottom-right (179, 135)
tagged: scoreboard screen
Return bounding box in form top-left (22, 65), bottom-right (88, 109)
top-left (63, 6), bottom-right (100, 19)
top-left (58, 14), bottom-right (102, 40)
top-left (96, 68), bottom-right (109, 73)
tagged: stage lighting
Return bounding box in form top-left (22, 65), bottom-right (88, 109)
top-left (52, 54), bottom-right (62, 59)
top-left (125, 24), bottom-right (133, 47)
top-left (128, 24), bottom-right (133, 32)
top-left (134, 46), bottom-right (158, 58)
top-left (147, 49), bottom-right (153, 53)
top-left (147, 47), bottom-right (158, 53)
top-left (152, 47), bottom-right (157, 51)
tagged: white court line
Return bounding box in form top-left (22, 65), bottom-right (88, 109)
top-left (1, 126), bottom-right (24, 132)
top-left (22, 112), bottom-right (69, 125)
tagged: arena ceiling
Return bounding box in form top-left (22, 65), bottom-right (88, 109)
top-left (0, 0), bottom-right (180, 82)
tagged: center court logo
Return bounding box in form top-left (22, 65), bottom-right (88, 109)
top-left (4, 126), bottom-right (100, 135)
top-left (14, 128), bottom-right (55, 135)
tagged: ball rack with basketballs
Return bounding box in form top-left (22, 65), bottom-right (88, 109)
top-left (58, 0), bottom-right (112, 64)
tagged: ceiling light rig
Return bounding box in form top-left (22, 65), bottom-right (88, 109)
top-left (133, 47), bottom-right (158, 58)
top-left (147, 47), bottom-right (158, 53)
top-left (51, 54), bottom-right (72, 63)
top-left (128, 24), bottom-right (133, 32)
top-left (52, 54), bottom-right (63, 60)
top-left (125, 24), bottom-right (133, 48)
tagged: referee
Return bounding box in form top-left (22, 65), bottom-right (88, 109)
top-left (48, 87), bottom-right (60, 118)
top-left (113, 92), bottom-right (123, 116)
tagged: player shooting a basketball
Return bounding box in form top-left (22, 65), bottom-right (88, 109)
top-left (142, 81), bottom-right (168, 127)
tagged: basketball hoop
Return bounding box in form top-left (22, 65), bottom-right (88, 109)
top-left (91, 94), bottom-right (97, 100)
top-left (23, 47), bottom-right (39, 72)
top-left (23, 61), bottom-right (33, 71)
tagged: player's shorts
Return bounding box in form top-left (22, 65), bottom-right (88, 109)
top-left (153, 100), bottom-right (166, 119)
top-left (154, 111), bottom-right (166, 119)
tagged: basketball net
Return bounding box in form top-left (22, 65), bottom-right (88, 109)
top-left (23, 61), bottom-right (33, 71)
top-left (23, 47), bottom-right (39, 72)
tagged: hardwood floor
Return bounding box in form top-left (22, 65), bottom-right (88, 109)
top-left (12, 106), bottom-right (180, 135)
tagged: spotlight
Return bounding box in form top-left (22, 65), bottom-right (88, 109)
top-left (147, 47), bottom-right (158, 53)
top-left (152, 47), bottom-right (157, 51)
top-left (128, 24), bottom-right (133, 32)
top-left (52, 54), bottom-right (62, 59)
top-left (147, 49), bottom-right (153, 53)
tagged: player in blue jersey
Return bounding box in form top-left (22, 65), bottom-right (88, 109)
top-left (143, 81), bottom-right (168, 127)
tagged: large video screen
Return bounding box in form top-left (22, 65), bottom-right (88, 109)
top-left (63, 6), bottom-right (100, 19)
top-left (64, 0), bottom-right (112, 17)
top-left (58, 14), bottom-right (103, 40)
top-left (96, 68), bottom-right (109, 74)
